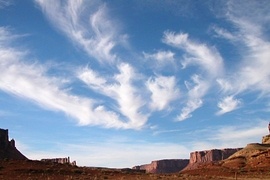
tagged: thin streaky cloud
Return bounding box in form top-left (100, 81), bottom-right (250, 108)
top-left (0, 0), bottom-right (13, 8)
top-left (211, 25), bottom-right (236, 41)
top-left (162, 31), bottom-right (224, 77)
top-left (162, 31), bottom-right (224, 120)
top-left (0, 27), bottom-right (142, 129)
top-left (177, 75), bottom-right (208, 121)
top-left (143, 50), bottom-right (175, 62)
top-left (35, 0), bottom-right (118, 64)
top-left (216, 5), bottom-right (270, 100)
top-left (209, 120), bottom-right (268, 142)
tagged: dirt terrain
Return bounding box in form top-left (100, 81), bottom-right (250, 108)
top-left (182, 143), bottom-right (270, 180)
top-left (0, 159), bottom-right (269, 180)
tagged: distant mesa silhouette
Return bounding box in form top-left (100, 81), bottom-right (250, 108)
top-left (41, 157), bottom-right (76, 166)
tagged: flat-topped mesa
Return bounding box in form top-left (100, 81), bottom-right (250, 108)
top-left (41, 157), bottom-right (76, 166)
top-left (262, 134), bottom-right (270, 144)
top-left (182, 148), bottom-right (242, 171)
top-left (0, 128), bottom-right (27, 160)
top-left (133, 159), bottom-right (189, 174)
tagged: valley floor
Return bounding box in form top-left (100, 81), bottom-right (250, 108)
top-left (0, 160), bottom-right (270, 180)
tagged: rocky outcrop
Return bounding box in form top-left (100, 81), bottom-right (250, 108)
top-left (221, 142), bottom-right (270, 169)
top-left (41, 157), bottom-right (76, 166)
top-left (182, 148), bottom-right (242, 171)
top-left (0, 128), bottom-right (27, 160)
top-left (262, 134), bottom-right (270, 144)
top-left (133, 159), bottom-right (189, 174)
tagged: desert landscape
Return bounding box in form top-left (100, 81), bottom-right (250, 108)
top-left (1, 128), bottom-right (270, 179)
top-left (1, 1), bottom-right (270, 179)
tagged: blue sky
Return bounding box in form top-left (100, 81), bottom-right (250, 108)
top-left (0, 0), bottom-right (270, 168)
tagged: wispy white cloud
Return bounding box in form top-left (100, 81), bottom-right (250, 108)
top-left (207, 119), bottom-right (268, 149)
top-left (0, 42), bottom-right (92, 126)
top-left (0, 27), bottom-right (146, 129)
top-left (78, 67), bottom-right (107, 88)
top-left (153, 129), bottom-right (182, 136)
top-left (162, 31), bottom-right (224, 77)
top-left (78, 63), bottom-right (148, 129)
top-left (236, 39), bottom-right (270, 95)
top-left (216, 78), bottom-right (233, 93)
top-left (190, 119), bottom-right (269, 151)
top-left (216, 96), bottom-right (241, 115)
top-left (143, 50), bottom-right (175, 62)
top-left (211, 25), bottom-right (236, 41)
top-left (177, 99), bottom-right (202, 121)
top-left (214, 1), bottom-right (270, 110)
top-left (177, 75), bottom-right (208, 121)
top-left (35, 0), bottom-right (119, 64)
top-left (163, 31), bottom-right (224, 120)
top-left (0, 0), bottom-right (13, 8)
top-left (146, 75), bottom-right (180, 111)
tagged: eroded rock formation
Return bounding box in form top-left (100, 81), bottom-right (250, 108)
top-left (220, 135), bottom-right (270, 169)
top-left (133, 159), bottom-right (189, 174)
top-left (182, 148), bottom-right (242, 171)
top-left (0, 128), bottom-right (27, 160)
top-left (262, 134), bottom-right (270, 144)
top-left (41, 157), bottom-right (76, 166)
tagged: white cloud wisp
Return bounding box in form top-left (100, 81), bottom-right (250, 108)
top-left (177, 75), bottom-right (208, 121)
top-left (216, 96), bottom-right (241, 115)
top-left (143, 50), bottom-right (175, 62)
top-left (163, 31), bottom-right (224, 120)
top-left (35, 0), bottom-right (118, 64)
top-left (146, 75), bottom-right (180, 111)
top-left (214, 2), bottom-right (270, 114)
top-left (162, 31), bottom-right (224, 77)
top-left (78, 63), bottom-right (148, 129)
top-left (0, 27), bottom-right (146, 129)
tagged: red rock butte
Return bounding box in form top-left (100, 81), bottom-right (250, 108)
top-left (0, 128), bottom-right (27, 160)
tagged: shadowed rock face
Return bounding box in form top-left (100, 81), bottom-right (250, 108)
top-left (0, 128), bottom-right (27, 160)
top-left (133, 159), bottom-right (189, 174)
top-left (182, 148), bottom-right (242, 171)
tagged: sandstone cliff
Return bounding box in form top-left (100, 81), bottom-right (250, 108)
top-left (220, 134), bottom-right (270, 169)
top-left (0, 128), bottom-right (27, 160)
top-left (182, 148), bottom-right (242, 171)
top-left (262, 134), bottom-right (270, 144)
top-left (133, 159), bottom-right (189, 174)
